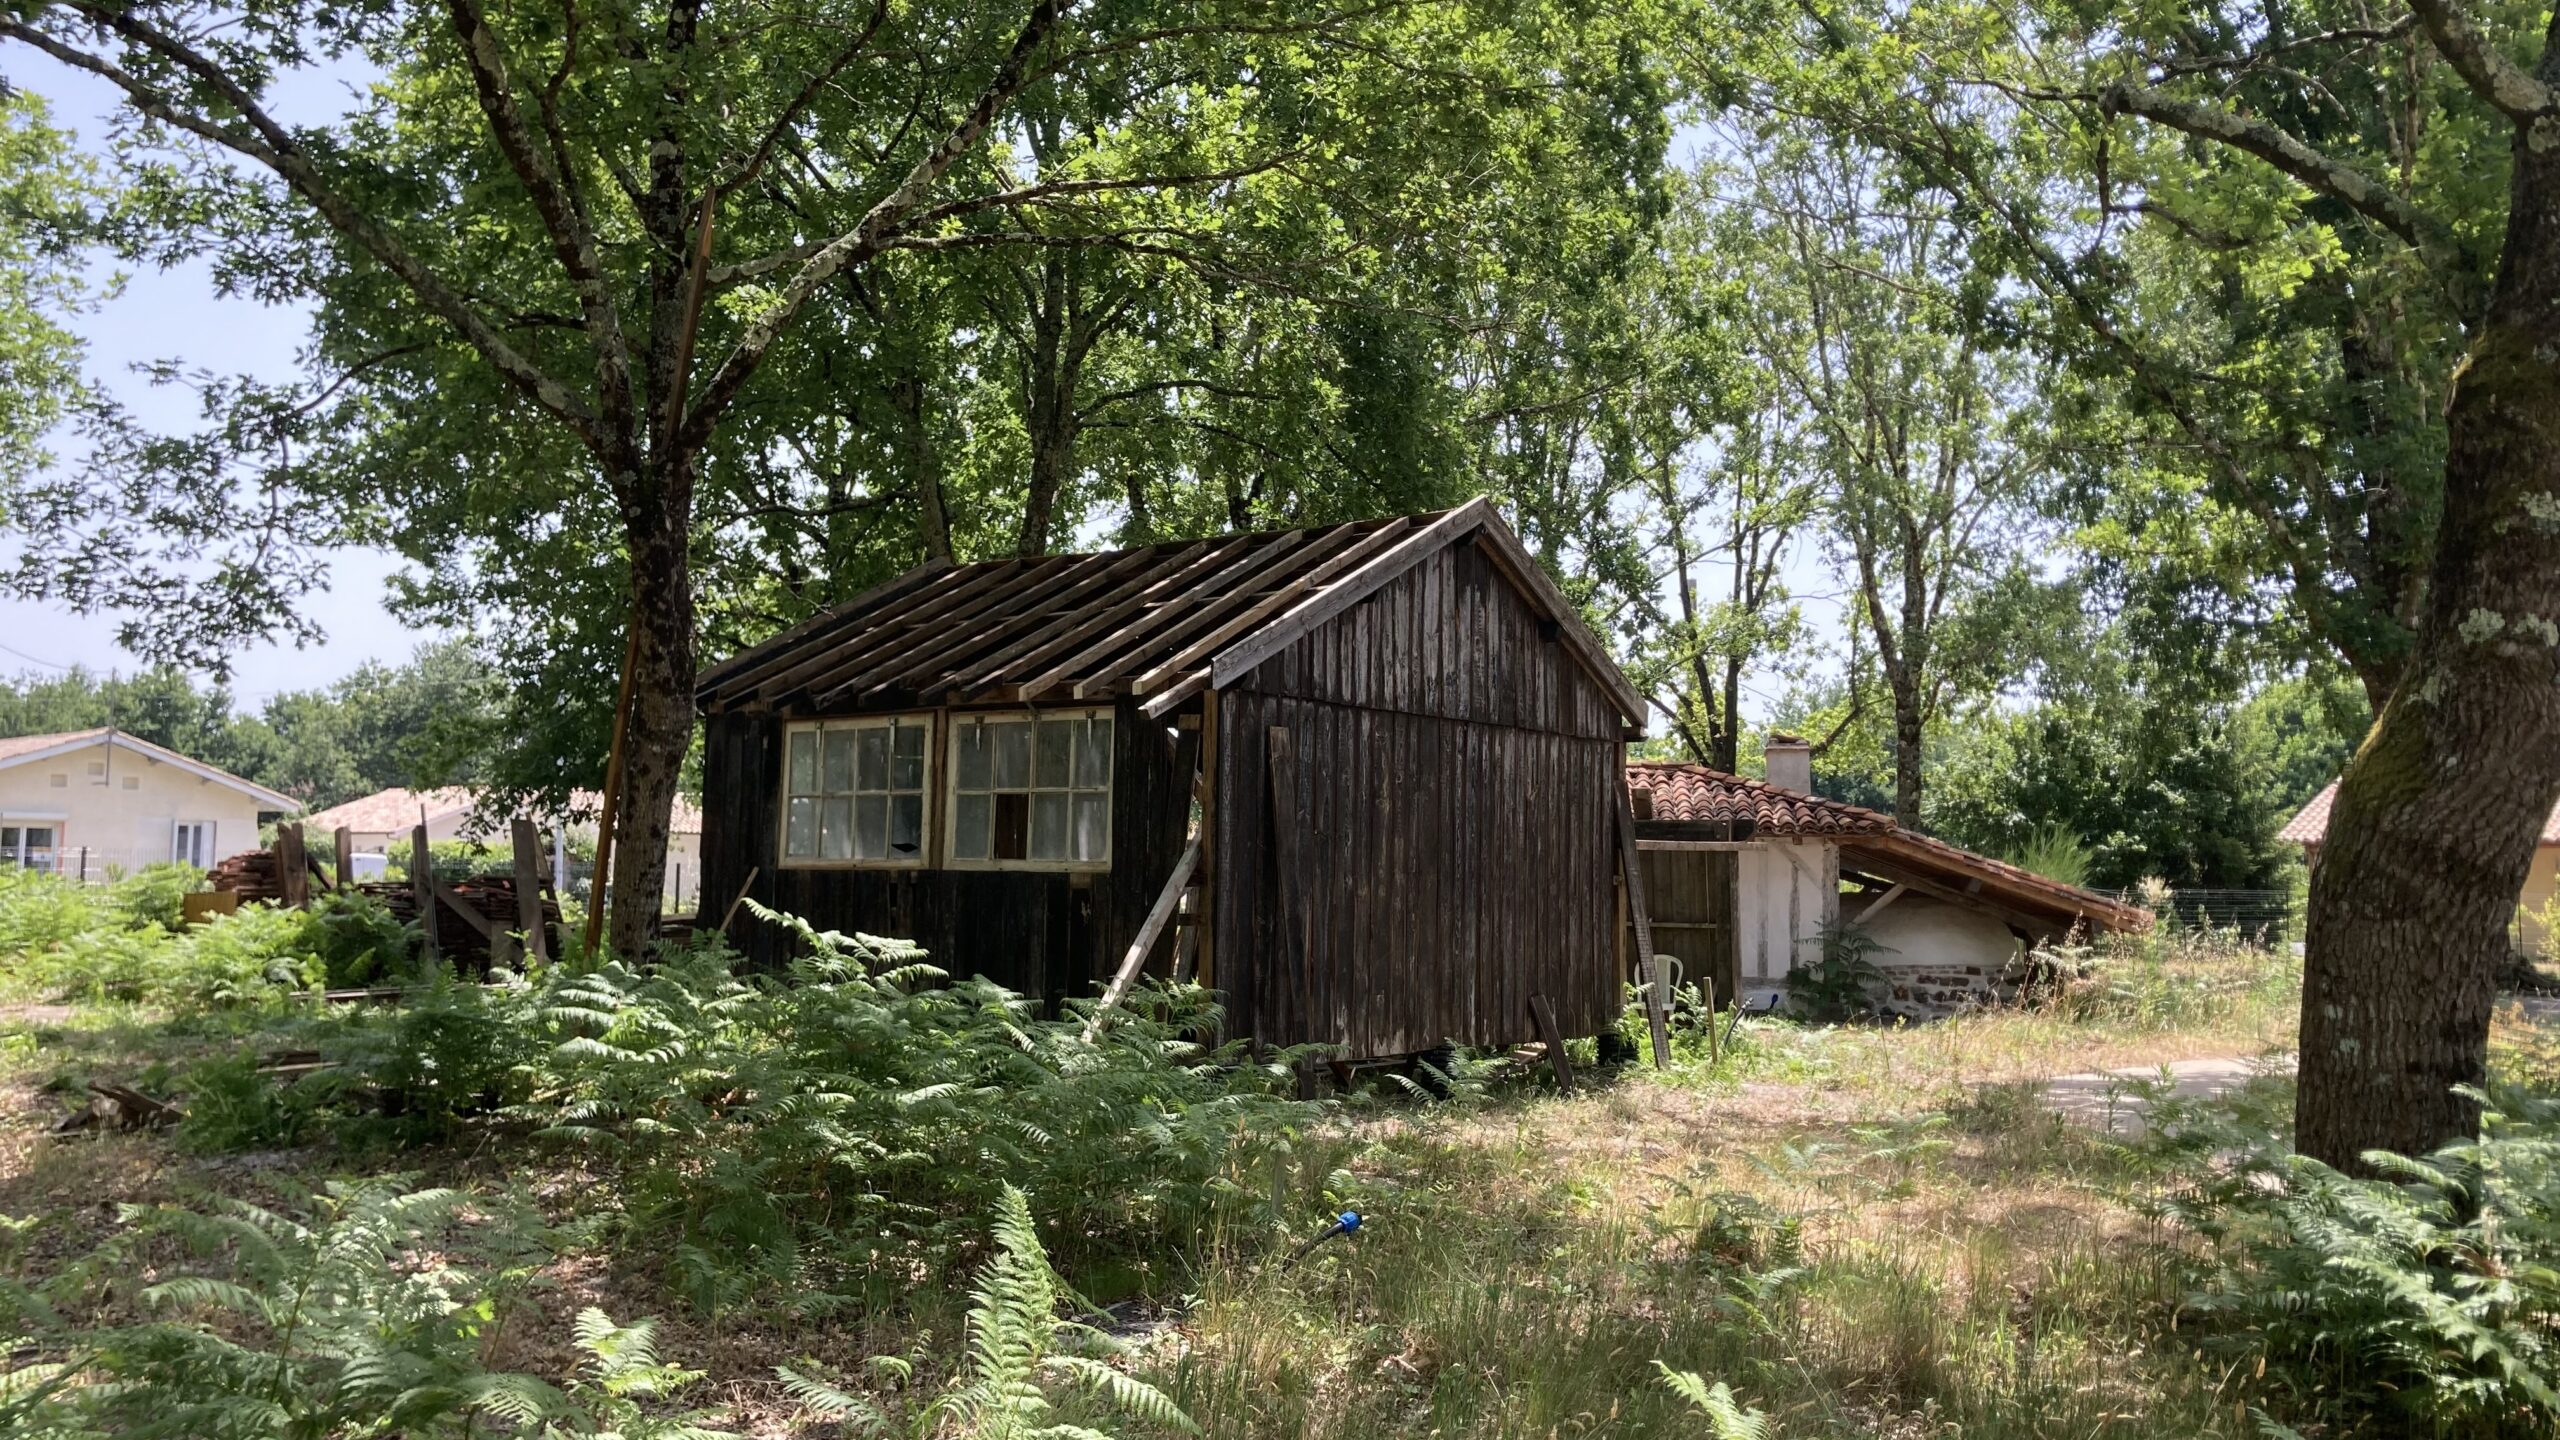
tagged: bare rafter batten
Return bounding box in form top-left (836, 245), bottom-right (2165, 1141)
top-left (696, 506), bottom-right (1645, 735)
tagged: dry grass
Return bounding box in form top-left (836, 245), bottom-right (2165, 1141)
top-left (7, 934), bottom-right (2542, 1438)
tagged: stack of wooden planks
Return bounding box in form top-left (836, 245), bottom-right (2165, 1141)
top-left (206, 848), bottom-right (292, 903)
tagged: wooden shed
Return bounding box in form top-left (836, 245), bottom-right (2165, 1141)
top-left (693, 500), bottom-right (1648, 1060)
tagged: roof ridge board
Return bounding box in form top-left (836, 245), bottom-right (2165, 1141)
top-left (1207, 500), bottom-right (1498, 691)
top-left (1012, 526), bottom-right (1326, 701)
top-left (751, 557), bottom-right (1042, 703)
top-left (822, 546), bottom-right (1168, 707)
top-left (699, 559), bottom-right (956, 699)
top-left (1095, 520), bottom-right (1390, 699)
top-left (1130, 515), bottom-right (1421, 695)
top-left (797, 553), bottom-right (1102, 706)
top-left (926, 536), bottom-right (1228, 702)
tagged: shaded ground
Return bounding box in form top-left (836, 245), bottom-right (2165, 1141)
top-left (2041, 1055), bottom-right (2294, 1134)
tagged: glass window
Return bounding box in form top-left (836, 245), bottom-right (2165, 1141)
top-left (780, 716), bottom-right (932, 865)
top-left (948, 711), bottom-right (1113, 866)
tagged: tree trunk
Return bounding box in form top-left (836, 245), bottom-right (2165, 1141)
top-left (2295, 98), bottom-right (2560, 1167)
top-left (605, 496), bottom-right (698, 956)
top-left (1888, 667), bottom-right (1923, 827)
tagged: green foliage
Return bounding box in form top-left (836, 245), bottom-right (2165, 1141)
top-left (2001, 823), bottom-right (2094, 888)
top-left (2027, 926), bottom-right (2300, 1034)
top-left (1787, 918), bottom-right (1891, 1022)
top-left (785, 1187), bottom-right (1199, 1438)
top-left (0, 867), bottom-right (408, 1009)
top-left (1655, 1363), bottom-right (1770, 1439)
top-left (2146, 1086), bottom-right (2560, 1436)
top-left (0, 1180), bottom-right (725, 1439)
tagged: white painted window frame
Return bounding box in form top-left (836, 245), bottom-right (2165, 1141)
top-left (943, 707), bottom-right (1114, 874)
top-left (776, 714), bottom-right (937, 871)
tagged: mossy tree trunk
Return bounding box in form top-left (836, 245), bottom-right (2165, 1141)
top-left (2296, 39), bottom-right (2560, 1166)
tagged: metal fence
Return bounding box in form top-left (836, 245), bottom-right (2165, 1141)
top-left (2106, 887), bottom-right (2295, 942)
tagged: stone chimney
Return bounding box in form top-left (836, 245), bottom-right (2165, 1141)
top-left (1763, 731), bottom-right (1813, 795)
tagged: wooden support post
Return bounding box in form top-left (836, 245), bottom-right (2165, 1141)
top-left (1192, 688), bottom-right (1221, 993)
top-left (275, 823), bottom-right (308, 909)
top-left (1265, 724), bottom-right (1310, 1026)
top-left (584, 627), bottom-right (641, 955)
top-left (1529, 993), bottom-right (1575, 1092)
top-left (717, 865), bottom-right (762, 935)
top-left (1170, 888), bottom-right (1200, 983)
top-left (411, 824), bottom-right (440, 963)
top-left (333, 825), bottom-right (353, 890)
top-left (1613, 782), bottom-right (1670, 1068)
top-left (510, 817), bottom-right (550, 964)
top-left (1704, 976), bottom-right (1721, 1066)
top-left (1084, 834), bottom-right (1202, 1041)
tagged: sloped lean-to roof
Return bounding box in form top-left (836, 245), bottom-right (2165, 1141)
top-left (1627, 761), bottom-right (2150, 937)
top-left (0, 728), bottom-right (298, 811)
top-left (2279, 779), bottom-right (2560, 847)
top-left (696, 499), bottom-right (1647, 732)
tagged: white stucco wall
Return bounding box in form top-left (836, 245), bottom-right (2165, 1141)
top-left (0, 739), bottom-right (276, 877)
top-left (1845, 891), bottom-right (2020, 975)
top-left (1736, 840), bottom-right (1836, 982)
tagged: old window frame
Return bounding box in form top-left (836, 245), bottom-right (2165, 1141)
top-left (943, 707), bottom-right (1115, 873)
top-left (776, 714), bottom-right (936, 870)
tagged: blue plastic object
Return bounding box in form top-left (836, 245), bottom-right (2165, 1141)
top-left (1283, 1209), bottom-right (1364, 1268)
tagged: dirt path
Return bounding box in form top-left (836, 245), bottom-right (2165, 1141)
top-left (2040, 1055), bottom-right (2293, 1134)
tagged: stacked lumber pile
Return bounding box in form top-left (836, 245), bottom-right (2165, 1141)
top-left (206, 848), bottom-right (292, 903)
top-left (357, 873), bottom-right (564, 969)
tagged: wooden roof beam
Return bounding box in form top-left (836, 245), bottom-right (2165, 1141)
top-left (796, 555), bottom-right (1099, 706)
top-left (825, 544), bottom-right (1169, 706)
top-left (1073, 521), bottom-right (1386, 701)
top-left (751, 558), bottom-right (1037, 703)
top-left (1007, 526), bottom-right (1325, 701)
top-left (1131, 516), bottom-right (1421, 698)
top-left (926, 537), bottom-right (1235, 702)
top-left (698, 560), bottom-right (956, 703)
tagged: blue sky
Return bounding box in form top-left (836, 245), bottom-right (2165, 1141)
top-left (3, 52), bottom-right (424, 709)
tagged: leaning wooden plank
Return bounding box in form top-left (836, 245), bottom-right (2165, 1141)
top-left (1209, 500), bottom-right (1493, 689)
top-left (1612, 782), bottom-right (1670, 1067)
top-left (1081, 834), bottom-right (1202, 1042)
top-left (429, 877), bottom-right (502, 941)
top-left (1528, 993), bottom-right (1576, 1092)
top-left (510, 816), bottom-right (550, 963)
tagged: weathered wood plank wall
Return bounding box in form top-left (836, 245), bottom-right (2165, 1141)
top-left (1211, 537), bottom-right (1627, 1054)
top-left (695, 697), bottom-right (1189, 1005)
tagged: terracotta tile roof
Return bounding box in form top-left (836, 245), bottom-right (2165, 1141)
top-left (1626, 760), bottom-right (1894, 836)
top-left (302, 786), bottom-right (703, 837)
top-left (1624, 761), bottom-right (2150, 935)
top-left (2280, 779), bottom-right (2560, 847)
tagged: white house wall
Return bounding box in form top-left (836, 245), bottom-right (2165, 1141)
top-left (1736, 840), bottom-right (1836, 983)
top-left (0, 739), bottom-right (273, 877)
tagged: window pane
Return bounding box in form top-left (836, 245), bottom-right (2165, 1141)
top-left (1075, 717), bottom-right (1112, 789)
top-left (890, 794), bottom-right (924, 857)
top-left (954, 793), bottom-right (991, 859)
top-left (891, 722), bottom-right (926, 790)
top-left (993, 792), bottom-right (1029, 860)
top-left (785, 797), bottom-right (818, 857)
top-left (819, 797), bottom-right (854, 860)
top-left (956, 722), bottom-right (991, 790)
top-left (787, 731), bottom-right (818, 794)
top-left (0, 827), bottom-right (17, 848)
top-left (1035, 719), bottom-right (1075, 789)
top-left (991, 721), bottom-right (1032, 790)
top-left (1030, 792), bottom-right (1069, 860)
top-left (26, 827), bottom-right (53, 848)
top-left (822, 730), bottom-right (856, 794)
top-left (856, 726), bottom-right (890, 792)
top-left (854, 794), bottom-right (888, 859)
top-left (1073, 795), bottom-right (1109, 862)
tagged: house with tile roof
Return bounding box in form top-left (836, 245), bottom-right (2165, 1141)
top-left (300, 786), bottom-right (708, 906)
top-left (0, 728), bottom-right (298, 878)
top-left (1627, 735), bottom-right (2150, 1018)
top-left (2282, 779), bottom-right (2560, 955)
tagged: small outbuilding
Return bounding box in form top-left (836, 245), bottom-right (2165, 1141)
top-left (1626, 742), bottom-right (2149, 1017)
top-left (694, 500), bottom-right (1649, 1060)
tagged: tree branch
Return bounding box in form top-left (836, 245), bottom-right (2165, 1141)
top-left (9, 6), bottom-right (599, 442)
top-left (717, 0), bottom-right (892, 198)
top-left (679, 0), bottom-right (1077, 453)
top-left (2094, 78), bottom-right (2488, 320)
top-left (2406, 0), bottom-right (2556, 122)
top-left (444, 0), bottom-right (635, 429)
